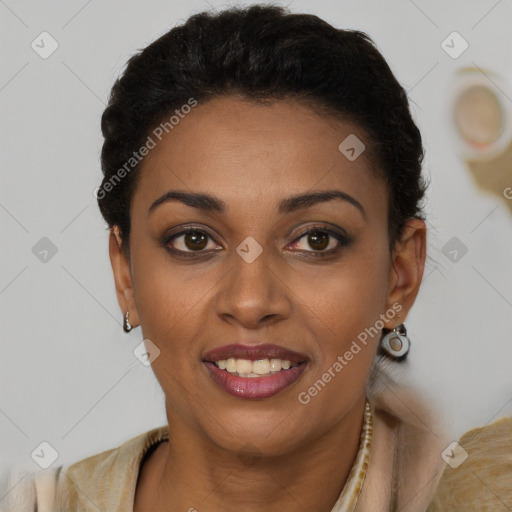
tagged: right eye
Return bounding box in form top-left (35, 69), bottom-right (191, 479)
top-left (163, 227), bottom-right (222, 255)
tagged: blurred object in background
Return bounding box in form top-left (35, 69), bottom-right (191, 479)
top-left (450, 67), bottom-right (512, 214)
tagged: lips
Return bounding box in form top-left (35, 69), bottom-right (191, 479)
top-left (201, 343), bottom-right (310, 400)
top-left (202, 343), bottom-right (309, 365)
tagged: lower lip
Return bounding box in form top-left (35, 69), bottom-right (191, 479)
top-left (203, 361), bottom-right (308, 399)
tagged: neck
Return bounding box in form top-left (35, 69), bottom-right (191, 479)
top-left (136, 395), bottom-right (367, 512)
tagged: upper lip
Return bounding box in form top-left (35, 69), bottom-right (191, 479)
top-left (202, 343), bottom-right (309, 365)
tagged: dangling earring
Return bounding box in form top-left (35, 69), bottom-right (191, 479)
top-left (123, 311), bottom-right (132, 333)
top-left (380, 323), bottom-right (410, 359)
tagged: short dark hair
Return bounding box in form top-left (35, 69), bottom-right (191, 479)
top-left (98, 3), bottom-right (427, 258)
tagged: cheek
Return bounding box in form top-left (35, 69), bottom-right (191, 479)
top-left (293, 256), bottom-right (388, 423)
top-left (291, 247), bottom-right (390, 412)
top-left (130, 252), bottom-right (210, 405)
top-left (296, 280), bottom-right (384, 388)
top-left (299, 250), bottom-right (390, 339)
top-left (130, 242), bottom-right (211, 355)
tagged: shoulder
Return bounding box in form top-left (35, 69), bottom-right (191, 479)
top-left (61, 425), bottom-right (168, 510)
top-left (0, 425), bottom-right (169, 512)
top-left (65, 425), bottom-right (167, 481)
top-left (428, 416), bottom-right (512, 511)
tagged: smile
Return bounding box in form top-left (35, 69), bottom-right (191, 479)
top-left (214, 357), bottom-right (297, 376)
top-left (202, 343), bottom-right (310, 399)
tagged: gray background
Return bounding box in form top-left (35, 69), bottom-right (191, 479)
top-left (1, 0), bottom-right (511, 487)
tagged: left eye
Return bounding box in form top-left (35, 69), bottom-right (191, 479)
top-left (289, 229), bottom-right (345, 252)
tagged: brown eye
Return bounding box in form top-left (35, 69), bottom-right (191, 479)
top-left (307, 231), bottom-right (329, 251)
top-left (183, 231), bottom-right (208, 250)
top-left (290, 228), bottom-right (348, 254)
top-left (165, 228), bottom-right (219, 254)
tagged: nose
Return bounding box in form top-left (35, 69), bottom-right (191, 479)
top-left (214, 246), bottom-right (292, 329)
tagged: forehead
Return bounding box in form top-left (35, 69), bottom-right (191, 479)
top-left (132, 96), bottom-right (386, 218)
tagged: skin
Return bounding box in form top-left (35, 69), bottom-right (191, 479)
top-left (109, 96), bottom-right (426, 512)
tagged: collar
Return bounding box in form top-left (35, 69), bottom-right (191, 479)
top-left (331, 399), bottom-right (373, 512)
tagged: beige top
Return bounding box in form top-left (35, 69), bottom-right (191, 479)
top-left (0, 403), bottom-right (373, 512)
top-left (2, 391), bottom-right (510, 511)
top-left (427, 416), bottom-right (512, 511)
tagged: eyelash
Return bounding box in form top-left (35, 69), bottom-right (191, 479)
top-left (162, 225), bottom-right (351, 259)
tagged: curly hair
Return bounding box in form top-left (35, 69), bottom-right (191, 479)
top-left (97, 3), bottom-right (427, 260)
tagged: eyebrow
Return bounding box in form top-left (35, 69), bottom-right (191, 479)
top-left (148, 189), bottom-right (365, 218)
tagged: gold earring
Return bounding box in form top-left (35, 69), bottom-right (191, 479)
top-left (123, 311), bottom-right (132, 333)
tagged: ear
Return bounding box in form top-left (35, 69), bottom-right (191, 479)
top-left (109, 226), bottom-right (140, 329)
top-left (384, 218), bottom-right (427, 327)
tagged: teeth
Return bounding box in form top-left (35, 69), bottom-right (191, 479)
top-left (269, 359), bottom-right (282, 371)
top-left (226, 358), bottom-right (237, 372)
top-left (214, 358), bottom-right (297, 376)
top-left (253, 359), bottom-right (271, 375)
top-left (236, 359), bottom-right (253, 374)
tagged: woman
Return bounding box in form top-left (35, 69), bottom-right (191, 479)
top-left (3, 4), bottom-right (510, 511)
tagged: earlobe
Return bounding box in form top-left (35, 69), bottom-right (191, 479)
top-left (385, 218), bottom-right (427, 326)
top-left (109, 226), bottom-right (140, 330)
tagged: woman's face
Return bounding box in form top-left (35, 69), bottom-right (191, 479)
top-left (112, 96), bottom-right (422, 456)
